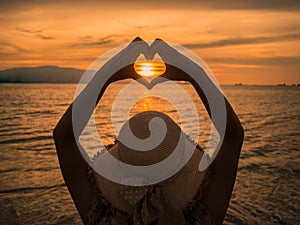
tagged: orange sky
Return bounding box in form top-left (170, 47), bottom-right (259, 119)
top-left (0, 1), bottom-right (299, 84)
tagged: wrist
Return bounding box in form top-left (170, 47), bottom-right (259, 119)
top-left (108, 64), bottom-right (136, 83)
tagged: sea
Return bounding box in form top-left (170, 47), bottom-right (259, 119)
top-left (0, 83), bottom-right (299, 225)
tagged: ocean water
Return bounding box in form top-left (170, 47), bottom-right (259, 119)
top-left (0, 83), bottom-right (299, 225)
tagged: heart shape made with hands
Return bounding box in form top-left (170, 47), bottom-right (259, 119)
top-left (125, 37), bottom-right (189, 90)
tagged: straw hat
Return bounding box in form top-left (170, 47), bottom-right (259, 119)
top-left (93, 111), bottom-right (207, 225)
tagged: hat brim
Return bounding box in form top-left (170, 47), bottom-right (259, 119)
top-left (94, 138), bottom-right (207, 214)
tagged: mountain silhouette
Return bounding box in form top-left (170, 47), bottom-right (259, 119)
top-left (0, 66), bottom-right (86, 83)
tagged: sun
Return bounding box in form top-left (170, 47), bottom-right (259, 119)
top-left (134, 61), bottom-right (166, 77)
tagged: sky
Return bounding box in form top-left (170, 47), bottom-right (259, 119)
top-left (0, 0), bottom-right (300, 84)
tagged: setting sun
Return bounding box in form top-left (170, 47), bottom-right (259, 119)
top-left (134, 61), bottom-right (166, 77)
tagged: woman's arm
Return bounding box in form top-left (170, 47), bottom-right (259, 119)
top-left (53, 37), bottom-right (148, 221)
top-left (53, 104), bottom-right (96, 221)
top-left (202, 99), bottom-right (244, 225)
top-left (190, 79), bottom-right (244, 224)
top-left (151, 39), bottom-right (244, 224)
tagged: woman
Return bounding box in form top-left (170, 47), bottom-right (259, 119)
top-left (53, 38), bottom-right (244, 225)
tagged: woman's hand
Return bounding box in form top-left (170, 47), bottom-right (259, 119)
top-left (71, 37), bottom-right (152, 137)
top-left (149, 39), bottom-right (226, 136)
top-left (95, 37), bottom-right (150, 84)
top-left (149, 39), bottom-right (195, 83)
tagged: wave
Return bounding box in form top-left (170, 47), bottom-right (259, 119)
top-left (0, 183), bottom-right (66, 194)
top-left (0, 135), bottom-right (53, 144)
top-left (0, 166), bottom-right (59, 174)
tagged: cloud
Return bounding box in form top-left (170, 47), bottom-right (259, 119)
top-left (71, 35), bottom-right (124, 47)
top-left (0, 42), bottom-right (29, 54)
top-left (35, 34), bottom-right (54, 40)
top-left (83, 39), bottom-right (112, 46)
top-left (17, 28), bottom-right (44, 34)
top-left (184, 32), bottom-right (300, 49)
top-left (207, 56), bottom-right (300, 67)
top-left (199, 0), bottom-right (300, 11)
top-left (17, 27), bottom-right (54, 40)
top-left (120, 21), bottom-right (168, 30)
top-left (1, 0), bottom-right (300, 11)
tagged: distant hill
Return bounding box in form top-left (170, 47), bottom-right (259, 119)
top-left (0, 66), bottom-right (85, 83)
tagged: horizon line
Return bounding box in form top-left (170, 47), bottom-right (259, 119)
top-left (0, 65), bottom-right (299, 86)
